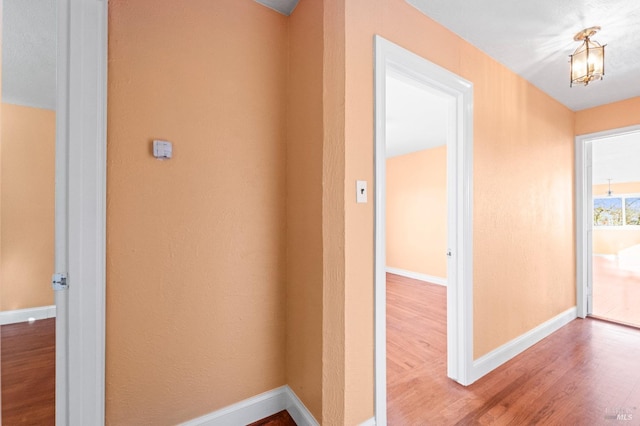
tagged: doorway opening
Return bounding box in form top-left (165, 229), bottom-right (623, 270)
top-left (1, 0), bottom-right (57, 423)
top-left (384, 71), bottom-right (451, 422)
top-left (374, 36), bottom-right (474, 425)
top-left (576, 126), bottom-right (640, 328)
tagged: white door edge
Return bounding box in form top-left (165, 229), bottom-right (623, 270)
top-left (373, 35), bottom-right (474, 425)
top-left (56, 0), bottom-right (108, 424)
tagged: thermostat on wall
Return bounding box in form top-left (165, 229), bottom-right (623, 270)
top-left (153, 140), bottom-right (172, 160)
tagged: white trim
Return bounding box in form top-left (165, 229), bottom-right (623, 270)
top-left (470, 307), bottom-right (577, 383)
top-left (360, 417), bottom-right (376, 426)
top-left (180, 385), bottom-right (319, 426)
top-left (0, 305), bottom-right (57, 325)
top-left (285, 385), bottom-right (320, 426)
top-left (386, 267), bottom-right (447, 286)
top-left (374, 35), bottom-right (474, 426)
top-left (56, 0), bottom-right (108, 424)
top-left (575, 125), bottom-right (640, 319)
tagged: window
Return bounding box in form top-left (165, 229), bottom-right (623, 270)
top-left (594, 194), bottom-right (640, 227)
top-left (626, 197), bottom-right (640, 225)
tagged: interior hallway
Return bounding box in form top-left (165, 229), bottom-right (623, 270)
top-left (387, 272), bottom-right (640, 424)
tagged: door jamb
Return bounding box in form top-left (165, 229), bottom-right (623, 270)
top-left (374, 35), bottom-right (474, 425)
top-left (575, 124), bottom-right (640, 318)
top-left (56, 0), bottom-right (108, 424)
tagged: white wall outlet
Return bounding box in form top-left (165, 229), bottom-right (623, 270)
top-left (153, 140), bottom-right (172, 160)
top-left (356, 180), bottom-right (368, 203)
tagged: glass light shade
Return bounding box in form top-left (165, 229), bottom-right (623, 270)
top-left (570, 38), bottom-right (605, 86)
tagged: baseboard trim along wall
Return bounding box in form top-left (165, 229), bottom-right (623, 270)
top-left (386, 267), bottom-right (447, 286)
top-left (0, 305), bottom-right (57, 325)
top-left (359, 417), bottom-right (376, 426)
top-left (179, 385), bottom-right (319, 426)
top-left (470, 306), bottom-right (577, 383)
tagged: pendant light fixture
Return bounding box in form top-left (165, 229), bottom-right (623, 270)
top-left (570, 26), bottom-right (606, 87)
top-left (607, 178), bottom-right (613, 196)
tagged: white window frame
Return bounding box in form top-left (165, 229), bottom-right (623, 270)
top-left (592, 193), bottom-right (640, 229)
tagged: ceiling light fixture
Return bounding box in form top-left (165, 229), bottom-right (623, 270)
top-left (607, 178), bottom-right (614, 196)
top-left (570, 26), bottom-right (606, 87)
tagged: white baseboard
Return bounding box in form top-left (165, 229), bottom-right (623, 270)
top-left (180, 385), bottom-right (319, 426)
top-left (284, 385), bottom-right (320, 426)
top-left (360, 417), bottom-right (376, 426)
top-left (386, 267), bottom-right (447, 286)
top-left (470, 306), bottom-right (577, 383)
top-left (0, 305), bottom-right (56, 325)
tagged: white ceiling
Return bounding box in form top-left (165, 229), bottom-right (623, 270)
top-left (1, 0), bottom-right (56, 110)
top-left (592, 131), bottom-right (640, 185)
top-left (6, 0), bottom-right (639, 113)
top-left (406, 0), bottom-right (640, 111)
top-left (385, 74), bottom-right (449, 158)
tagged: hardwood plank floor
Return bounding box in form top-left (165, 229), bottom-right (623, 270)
top-left (387, 272), bottom-right (640, 425)
top-left (247, 410), bottom-right (296, 426)
top-left (593, 255), bottom-right (640, 327)
top-left (1, 318), bottom-right (55, 426)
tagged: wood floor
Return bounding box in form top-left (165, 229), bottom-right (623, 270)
top-left (387, 272), bottom-right (640, 425)
top-left (593, 255), bottom-right (640, 328)
top-left (248, 410), bottom-right (296, 426)
top-left (1, 318), bottom-right (55, 426)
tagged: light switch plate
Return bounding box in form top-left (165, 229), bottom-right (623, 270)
top-left (356, 180), bottom-right (367, 203)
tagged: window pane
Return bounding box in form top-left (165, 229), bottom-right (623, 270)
top-left (625, 197), bottom-right (640, 226)
top-left (594, 198), bottom-right (623, 226)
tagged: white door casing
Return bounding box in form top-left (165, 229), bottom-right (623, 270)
top-left (56, 0), bottom-right (108, 424)
top-left (575, 124), bottom-right (640, 319)
top-left (374, 35), bottom-right (474, 425)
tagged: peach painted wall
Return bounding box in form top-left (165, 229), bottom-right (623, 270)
top-left (286, 0), bottom-right (324, 421)
top-left (593, 182), bottom-right (640, 255)
top-left (0, 22), bottom-right (3, 314)
top-left (386, 146), bottom-right (447, 279)
top-left (0, 103), bottom-right (55, 311)
top-left (321, 0), bottom-right (347, 424)
top-left (106, 1), bottom-right (287, 424)
top-left (575, 96), bottom-right (640, 135)
top-left (336, 0), bottom-right (575, 421)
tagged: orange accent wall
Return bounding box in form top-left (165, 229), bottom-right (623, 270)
top-left (320, 0), bottom-right (348, 423)
top-left (105, 0), bottom-right (640, 423)
top-left (286, 0), bottom-right (324, 421)
top-left (593, 182), bottom-right (640, 255)
top-left (0, 103), bottom-right (55, 311)
top-left (0, 26), bottom-right (3, 314)
top-left (0, 9), bottom-right (3, 314)
top-left (386, 146), bottom-right (447, 279)
top-left (338, 1), bottom-right (576, 420)
top-left (575, 96), bottom-right (640, 135)
top-left (106, 1), bottom-right (288, 423)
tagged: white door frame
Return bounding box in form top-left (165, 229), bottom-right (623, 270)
top-left (56, 0), bottom-right (108, 424)
top-left (575, 124), bottom-right (640, 319)
top-left (374, 36), bottom-right (474, 425)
